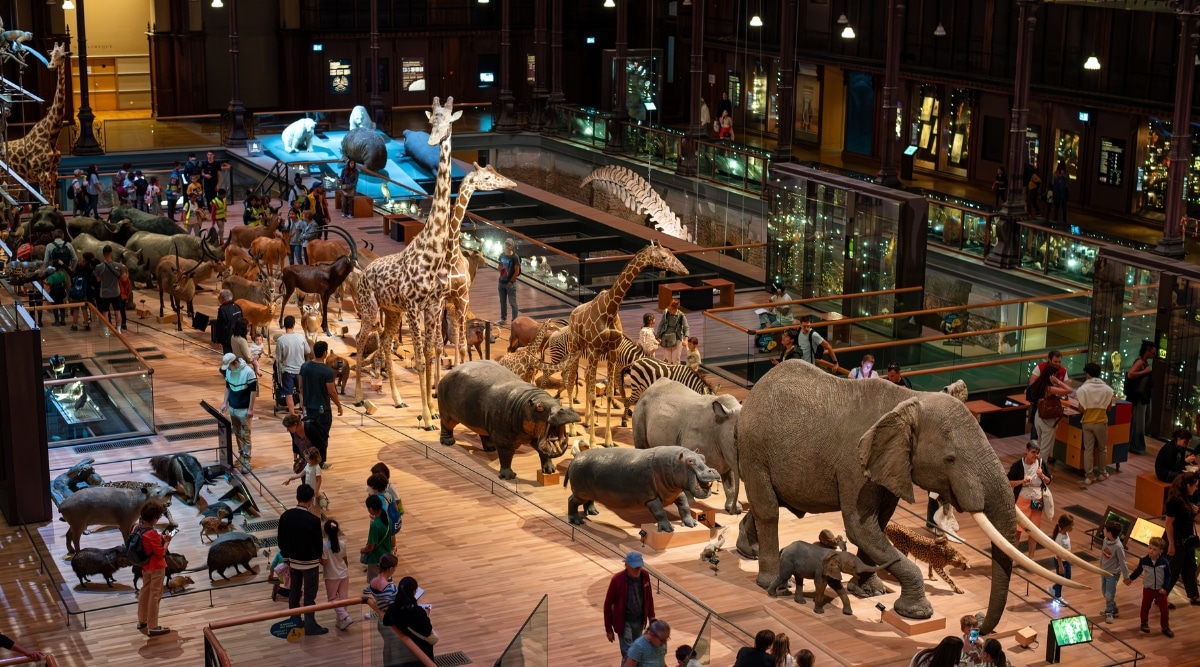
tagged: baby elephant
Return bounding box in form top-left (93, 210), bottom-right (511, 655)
top-left (767, 541), bottom-right (894, 615)
top-left (71, 545), bottom-right (131, 589)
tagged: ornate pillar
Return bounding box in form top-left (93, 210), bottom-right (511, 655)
top-left (1156, 0), bottom-right (1200, 259)
top-left (528, 0), bottom-right (549, 129)
top-left (71, 0), bottom-right (103, 155)
top-left (677, 0), bottom-right (707, 176)
top-left (222, 0), bottom-right (249, 147)
top-left (773, 0), bottom-right (798, 163)
top-left (604, 0), bottom-right (629, 152)
top-left (495, 0), bottom-right (518, 131)
top-left (875, 0), bottom-right (904, 187)
top-left (369, 0), bottom-right (384, 126)
top-left (986, 0), bottom-right (1041, 269)
top-left (542, 0), bottom-right (564, 134)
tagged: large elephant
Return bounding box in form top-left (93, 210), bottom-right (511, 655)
top-left (738, 360), bottom-right (1104, 634)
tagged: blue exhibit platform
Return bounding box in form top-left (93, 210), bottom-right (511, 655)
top-left (259, 130), bottom-right (467, 201)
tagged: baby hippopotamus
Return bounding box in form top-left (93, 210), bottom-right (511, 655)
top-left (565, 446), bottom-right (722, 532)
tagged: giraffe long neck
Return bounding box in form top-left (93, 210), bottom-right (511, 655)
top-left (424, 133), bottom-right (454, 253)
top-left (594, 250), bottom-right (652, 319)
top-left (449, 177), bottom-right (483, 256)
top-left (39, 57), bottom-right (68, 144)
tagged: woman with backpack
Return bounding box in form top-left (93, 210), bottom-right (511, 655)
top-left (133, 504), bottom-right (172, 637)
top-left (655, 299), bottom-right (690, 365)
top-left (70, 252), bottom-right (97, 331)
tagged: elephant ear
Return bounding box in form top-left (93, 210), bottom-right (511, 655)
top-left (821, 551), bottom-right (843, 581)
top-left (858, 397), bottom-right (921, 503)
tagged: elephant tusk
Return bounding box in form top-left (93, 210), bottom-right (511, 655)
top-left (1015, 510), bottom-right (1114, 578)
top-left (970, 512), bottom-right (1087, 590)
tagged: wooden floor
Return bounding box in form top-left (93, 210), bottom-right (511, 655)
top-left (4, 205), bottom-right (1195, 667)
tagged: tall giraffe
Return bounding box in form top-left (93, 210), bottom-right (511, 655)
top-left (5, 44), bottom-right (68, 204)
top-left (566, 241), bottom-right (688, 447)
top-left (354, 96), bottom-right (461, 427)
top-left (445, 163), bottom-right (517, 364)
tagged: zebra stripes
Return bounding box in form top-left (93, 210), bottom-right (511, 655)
top-left (623, 357), bottom-right (713, 416)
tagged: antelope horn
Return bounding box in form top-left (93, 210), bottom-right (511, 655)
top-left (323, 224), bottom-right (359, 267)
top-left (1015, 510), bottom-right (1113, 577)
top-left (970, 512), bottom-right (1087, 590)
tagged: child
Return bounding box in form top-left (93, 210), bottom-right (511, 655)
top-left (1100, 520), bottom-right (1131, 624)
top-left (186, 173), bottom-right (203, 203)
top-left (685, 336), bottom-right (701, 373)
top-left (639, 313), bottom-right (659, 357)
top-left (284, 448), bottom-right (326, 516)
top-left (295, 210), bottom-right (317, 264)
top-left (368, 469), bottom-right (404, 537)
top-left (269, 550), bottom-right (291, 601)
top-left (361, 495), bottom-right (394, 582)
top-left (796, 649), bottom-right (814, 667)
top-left (248, 333), bottom-right (265, 371)
top-left (165, 175), bottom-right (181, 221)
top-left (244, 194), bottom-right (264, 226)
top-left (210, 188), bottom-right (228, 240)
top-left (1126, 537), bottom-right (1173, 637)
top-left (1047, 514), bottom-right (1074, 605)
top-left (182, 192), bottom-right (205, 236)
top-left (286, 199), bottom-right (303, 265)
top-left (144, 176), bottom-right (162, 216)
top-left (45, 266), bottom-right (68, 326)
top-left (675, 645), bottom-right (702, 667)
top-left (320, 519), bottom-right (354, 631)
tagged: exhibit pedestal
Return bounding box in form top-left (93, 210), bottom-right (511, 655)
top-left (157, 313), bottom-right (179, 325)
top-left (536, 470), bottom-right (560, 486)
top-left (881, 610), bottom-right (946, 636)
top-left (639, 523), bottom-right (715, 551)
top-left (688, 503), bottom-right (720, 529)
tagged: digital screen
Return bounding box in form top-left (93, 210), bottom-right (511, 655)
top-left (1129, 517), bottom-right (1165, 546)
top-left (1051, 615), bottom-right (1093, 647)
top-left (586, 36), bottom-right (596, 44)
top-left (644, 102), bottom-right (657, 112)
top-left (312, 44), bottom-right (323, 52)
top-left (1078, 111), bottom-right (1090, 123)
top-left (479, 72), bottom-right (495, 83)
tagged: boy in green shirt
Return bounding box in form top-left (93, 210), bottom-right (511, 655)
top-left (361, 495), bottom-right (393, 581)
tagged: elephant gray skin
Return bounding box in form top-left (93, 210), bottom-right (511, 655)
top-left (109, 205), bottom-right (188, 237)
top-left (565, 446), bottom-right (722, 532)
top-left (69, 233), bottom-right (148, 284)
top-left (341, 128), bottom-right (387, 171)
top-left (767, 540), bottom-right (895, 615)
top-left (125, 231), bottom-right (223, 287)
top-left (632, 378), bottom-right (742, 514)
top-left (58, 485), bottom-right (175, 555)
top-left (66, 216), bottom-right (137, 245)
top-left (737, 360), bottom-right (1068, 634)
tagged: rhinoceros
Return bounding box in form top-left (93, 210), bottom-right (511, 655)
top-left (565, 446), bottom-right (722, 532)
top-left (438, 360), bottom-right (581, 480)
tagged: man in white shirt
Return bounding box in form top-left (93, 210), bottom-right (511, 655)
top-left (275, 315), bottom-right (312, 415)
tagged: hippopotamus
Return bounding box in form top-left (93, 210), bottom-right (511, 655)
top-left (565, 446), bottom-right (722, 532)
top-left (437, 360), bottom-right (581, 480)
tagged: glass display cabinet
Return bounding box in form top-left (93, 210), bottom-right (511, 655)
top-left (1091, 246), bottom-right (1200, 437)
top-left (765, 164), bottom-right (928, 344)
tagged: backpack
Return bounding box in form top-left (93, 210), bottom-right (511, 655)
top-left (119, 271), bottom-right (132, 301)
top-left (126, 525), bottom-right (153, 566)
top-left (69, 275), bottom-right (88, 301)
top-left (377, 492), bottom-right (402, 536)
top-left (49, 241), bottom-right (72, 267)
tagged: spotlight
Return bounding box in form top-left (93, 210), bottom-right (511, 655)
top-left (212, 0), bottom-right (223, 7)
top-left (62, 0), bottom-right (75, 8)
top-left (1084, 55), bottom-right (1101, 71)
top-left (841, 25), bottom-right (856, 39)
top-left (604, 0), bottom-right (616, 6)
top-left (750, 15), bottom-right (763, 27)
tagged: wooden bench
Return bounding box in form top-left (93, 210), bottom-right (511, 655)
top-left (1134, 472), bottom-right (1171, 516)
top-left (658, 282), bottom-right (695, 310)
top-left (702, 278), bottom-right (735, 307)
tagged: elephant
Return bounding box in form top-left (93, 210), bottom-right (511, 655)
top-left (632, 378), bottom-right (742, 514)
top-left (767, 540), bottom-right (895, 615)
top-left (737, 360), bottom-right (1106, 634)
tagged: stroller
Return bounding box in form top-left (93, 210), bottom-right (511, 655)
top-left (271, 358), bottom-right (293, 416)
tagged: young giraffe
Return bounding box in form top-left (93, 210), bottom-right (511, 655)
top-left (445, 163), bottom-right (517, 365)
top-left (5, 44), bottom-right (68, 204)
top-left (566, 241), bottom-right (688, 447)
top-left (354, 96), bottom-right (461, 426)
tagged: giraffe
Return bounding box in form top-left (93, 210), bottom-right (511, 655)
top-left (354, 96), bottom-right (462, 427)
top-left (446, 163), bottom-right (517, 365)
top-left (4, 44), bottom-right (68, 204)
top-left (566, 241), bottom-right (688, 447)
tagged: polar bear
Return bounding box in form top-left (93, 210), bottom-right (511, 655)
top-left (281, 118), bottom-right (317, 153)
top-left (349, 105), bottom-right (376, 131)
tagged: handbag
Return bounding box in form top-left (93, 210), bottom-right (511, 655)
top-left (359, 552), bottom-right (370, 564)
top-left (1041, 486), bottom-right (1055, 521)
top-left (661, 333), bottom-right (678, 348)
top-left (1123, 373), bottom-right (1151, 401)
top-left (1037, 396), bottom-right (1063, 420)
top-left (407, 625), bottom-right (439, 646)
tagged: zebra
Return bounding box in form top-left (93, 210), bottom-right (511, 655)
top-left (542, 330), bottom-right (647, 425)
top-left (623, 357), bottom-right (715, 420)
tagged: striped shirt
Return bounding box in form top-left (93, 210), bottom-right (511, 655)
top-left (364, 581), bottom-right (398, 615)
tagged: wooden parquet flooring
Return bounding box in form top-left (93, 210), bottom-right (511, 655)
top-left (6, 208), bottom-right (1195, 666)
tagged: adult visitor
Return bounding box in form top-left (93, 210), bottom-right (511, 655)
top-left (1162, 472), bottom-right (1200, 607)
top-left (795, 316), bottom-right (838, 369)
top-left (275, 315), bottom-right (311, 415)
top-left (1026, 362), bottom-right (1073, 454)
top-left (733, 629), bottom-right (776, 667)
top-left (771, 329), bottom-right (803, 366)
top-left (340, 159), bottom-right (359, 218)
top-left (906, 636), bottom-right (964, 667)
top-left (1126, 341), bottom-right (1156, 455)
top-left (656, 299), bottom-right (689, 365)
top-left (1075, 362), bottom-right (1114, 486)
top-left (278, 483), bottom-right (328, 635)
top-left (298, 341), bottom-right (342, 466)
top-left (886, 363), bottom-right (912, 389)
top-left (1155, 429), bottom-right (1197, 484)
top-left (604, 551), bottom-right (655, 665)
top-left (213, 289), bottom-right (243, 355)
top-left (497, 238), bottom-right (520, 326)
top-left (1008, 441), bottom-right (1052, 559)
top-left (624, 619), bottom-right (671, 667)
top-left (219, 352), bottom-right (257, 473)
top-left (382, 576), bottom-right (438, 664)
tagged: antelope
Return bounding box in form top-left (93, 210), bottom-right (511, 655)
top-left (156, 253), bottom-right (226, 332)
top-left (224, 245), bottom-right (259, 280)
top-left (305, 239), bottom-right (351, 266)
top-left (221, 273), bottom-right (277, 308)
top-left (300, 301), bottom-right (323, 346)
top-left (235, 297), bottom-right (279, 356)
top-left (227, 209), bottom-right (287, 249)
top-left (249, 236), bottom-right (288, 278)
top-left (277, 226), bottom-right (358, 336)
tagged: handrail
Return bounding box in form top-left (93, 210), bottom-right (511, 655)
top-left (467, 213), bottom-right (582, 262)
top-left (0, 656), bottom-right (60, 666)
top-left (30, 302), bottom-right (157, 370)
top-left (824, 316), bottom-right (1090, 355)
top-left (748, 290), bottom-right (1091, 336)
top-left (901, 348), bottom-right (1090, 378)
top-left (44, 369), bottom-right (147, 387)
top-left (357, 164), bottom-right (427, 199)
top-left (706, 286), bottom-right (924, 316)
top-left (579, 242), bottom-right (768, 263)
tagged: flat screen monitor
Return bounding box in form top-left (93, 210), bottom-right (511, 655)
top-left (1129, 517), bottom-right (1165, 546)
top-left (1051, 615), bottom-right (1092, 647)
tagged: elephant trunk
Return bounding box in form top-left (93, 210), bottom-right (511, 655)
top-left (976, 482), bottom-right (1017, 635)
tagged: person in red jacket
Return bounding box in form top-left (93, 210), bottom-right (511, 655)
top-left (604, 551), bottom-right (655, 664)
top-left (135, 504), bottom-right (173, 637)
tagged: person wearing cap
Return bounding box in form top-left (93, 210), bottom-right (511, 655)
top-left (604, 551), bottom-right (656, 664)
top-left (219, 352), bottom-right (258, 473)
top-left (69, 169), bottom-right (88, 217)
top-left (886, 363), bottom-right (912, 389)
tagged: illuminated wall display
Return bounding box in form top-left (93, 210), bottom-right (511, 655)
top-left (327, 59), bottom-right (351, 94)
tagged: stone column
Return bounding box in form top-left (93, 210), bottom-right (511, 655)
top-left (542, 0), bottom-right (565, 134)
top-left (495, 0), bottom-right (518, 132)
top-left (71, 0), bottom-right (103, 155)
top-left (604, 0), bottom-right (629, 152)
top-left (875, 0), bottom-right (904, 186)
top-left (222, 0), bottom-right (249, 147)
top-left (677, 0), bottom-right (707, 176)
top-left (1156, 0), bottom-right (1200, 259)
top-left (528, 0), bottom-right (549, 129)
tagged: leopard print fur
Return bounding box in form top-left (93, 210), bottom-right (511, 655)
top-left (885, 523), bottom-right (970, 594)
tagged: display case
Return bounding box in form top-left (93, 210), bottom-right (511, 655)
top-left (765, 164), bottom-right (927, 340)
top-left (795, 65), bottom-right (821, 144)
top-left (1133, 117), bottom-right (1200, 220)
top-left (944, 88), bottom-right (973, 175)
top-left (601, 49), bottom-right (662, 122)
top-left (1055, 129), bottom-right (1081, 181)
top-left (910, 84), bottom-right (941, 170)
